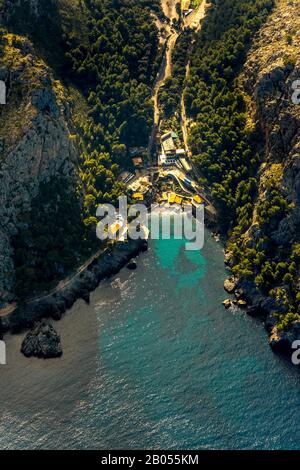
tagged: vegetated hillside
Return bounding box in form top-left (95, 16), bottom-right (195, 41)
top-left (0, 28), bottom-right (82, 302)
top-left (159, 28), bottom-right (194, 135)
top-left (0, 0), bottom-right (161, 302)
top-left (187, 0), bottom-right (274, 226)
top-left (233, 0), bottom-right (300, 345)
top-left (186, 0), bottom-right (300, 347)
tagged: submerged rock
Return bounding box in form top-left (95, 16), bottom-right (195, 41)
top-left (21, 321), bottom-right (62, 359)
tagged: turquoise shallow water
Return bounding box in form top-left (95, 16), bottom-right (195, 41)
top-left (0, 229), bottom-right (299, 449)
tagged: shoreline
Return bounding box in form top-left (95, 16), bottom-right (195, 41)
top-left (0, 238), bottom-right (148, 337)
top-left (1, 208), bottom-right (297, 364)
top-left (1, 0), bottom-right (295, 363)
top-left (1, 221), bottom-right (299, 450)
top-left (223, 268), bottom-right (300, 362)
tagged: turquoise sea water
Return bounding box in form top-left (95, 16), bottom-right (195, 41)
top-left (0, 229), bottom-right (299, 449)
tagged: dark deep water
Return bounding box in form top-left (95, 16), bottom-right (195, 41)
top-left (0, 229), bottom-right (299, 449)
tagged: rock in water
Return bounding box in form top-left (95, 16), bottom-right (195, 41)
top-left (223, 277), bottom-right (236, 294)
top-left (127, 261), bottom-right (137, 270)
top-left (21, 321), bottom-right (62, 359)
top-left (222, 299), bottom-right (232, 309)
top-left (269, 322), bottom-right (300, 356)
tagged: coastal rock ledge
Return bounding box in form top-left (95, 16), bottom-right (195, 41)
top-left (223, 277), bottom-right (237, 294)
top-left (21, 321), bottom-right (62, 359)
top-left (222, 299), bottom-right (232, 309)
top-left (269, 322), bottom-right (300, 357)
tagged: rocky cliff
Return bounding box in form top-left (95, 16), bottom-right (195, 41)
top-left (0, 27), bottom-right (81, 305)
top-left (0, 0), bottom-right (157, 310)
top-left (230, 0), bottom-right (300, 353)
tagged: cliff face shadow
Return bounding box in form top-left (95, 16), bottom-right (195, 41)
top-left (2, 0), bottom-right (82, 77)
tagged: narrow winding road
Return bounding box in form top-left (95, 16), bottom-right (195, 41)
top-left (147, 1), bottom-right (179, 161)
top-left (148, 0), bottom-right (207, 162)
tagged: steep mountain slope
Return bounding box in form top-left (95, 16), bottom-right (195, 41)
top-left (232, 0), bottom-right (300, 351)
top-left (186, 0), bottom-right (300, 352)
top-left (0, 30), bottom-right (82, 304)
top-left (0, 0), bottom-right (161, 305)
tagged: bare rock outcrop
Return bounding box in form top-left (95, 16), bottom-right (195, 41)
top-left (269, 321), bottom-right (300, 357)
top-left (230, 0), bottom-right (300, 355)
top-left (21, 320), bottom-right (62, 358)
top-left (0, 32), bottom-right (80, 306)
top-left (223, 277), bottom-right (237, 294)
top-left (242, 0), bottom-right (300, 243)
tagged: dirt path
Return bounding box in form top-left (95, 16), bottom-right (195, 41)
top-left (183, 0), bottom-right (207, 30)
top-left (0, 303), bottom-right (17, 318)
top-left (161, 0), bottom-right (179, 22)
top-left (181, 62), bottom-right (190, 154)
top-left (153, 30), bottom-right (179, 127)
top-left (148, 0), bottom-right (207, 162)
top-left (147, 2), bottom-right (180, 161)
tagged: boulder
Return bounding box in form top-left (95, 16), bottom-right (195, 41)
top-left (269, 327), bottom-right (292, 354)
top-left (223, 277), bottom-right (236, 294)
top-left (21, 320), bottom-right (62, 359)
top-left (127, 261), bottom-right (137, 270)
top-left (222, 299), bottom-right (232, 309)
top-left (269, 322), bottom-right (300, 357)
top-left (224, 251), bottom-right (233, 267)
top-left (234, 288), bottom-right (244, 300)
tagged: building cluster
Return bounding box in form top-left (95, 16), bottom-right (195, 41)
top-left (130, 146), bottom-right (147, 170)
top-left (159, 131), bottom-right (192, 172)
top-left (107, 214), bottom-right (149, 243)
top-left (159, 190), bottom-right (204, 209)
top-left (118, 148), bottom-right (147, 186)
top-left (128, 175), bottom-right (154, 203)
